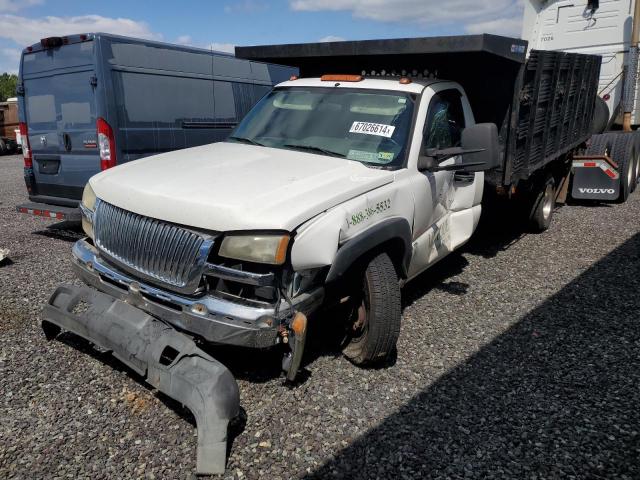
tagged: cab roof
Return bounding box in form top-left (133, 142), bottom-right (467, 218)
top-left (275, 77), bottom-right (445, 94)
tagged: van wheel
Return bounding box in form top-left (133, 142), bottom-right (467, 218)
top-left (0, 139), bottom-right (6, 155)
top-left (342, 252), bottom-right (401, 366)
top-left (528, 174), bottom-right (556, 232)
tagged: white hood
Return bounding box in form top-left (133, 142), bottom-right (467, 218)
top-left (90, 142), bottom-right (395, 232)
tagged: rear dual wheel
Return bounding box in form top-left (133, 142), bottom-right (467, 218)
top-left (611, 134), bottom-right (637, 202)
top-left (528, 174), bottom-right (556, 233)
top-left (633, 134), bottom-right (640, 192)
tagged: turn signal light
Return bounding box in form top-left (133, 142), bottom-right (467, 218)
top-left (321, 74), bottom-right (363, 82)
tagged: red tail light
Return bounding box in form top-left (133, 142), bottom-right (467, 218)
top-left (19, 122), bottom-right (32, 168)
top-left (97, 117), bottom-right (116, 170)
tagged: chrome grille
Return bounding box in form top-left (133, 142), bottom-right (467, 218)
top-left (93, 201), bottom-right (212, 291)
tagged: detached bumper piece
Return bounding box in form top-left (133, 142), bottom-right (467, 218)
top-left (42, 284), bottom-right (240, 475)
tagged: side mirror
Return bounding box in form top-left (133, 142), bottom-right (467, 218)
top-left (459, 123), bottom-right (500, 172)
top-left (417, 123), bottom-right (500, 172)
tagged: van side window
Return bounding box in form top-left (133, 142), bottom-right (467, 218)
top-left (424, 89), bottom-right (466, 149)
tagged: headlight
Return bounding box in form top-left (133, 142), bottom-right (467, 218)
top-left (219, 234), bottom-right (290, 265)
top-left (80, 183), bottom-right (97, 239)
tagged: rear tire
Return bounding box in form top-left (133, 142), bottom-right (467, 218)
top-left (342, 252), bottom-right (401, 366)
top-left (528, 174), bottom-right (556, 232)
top-left (0, 139), bottom-right (6, 156)
top-left (633, 134), bottom-right (640, 192)
top-left (611, 134), bottom-right (635, 203)
top-left (590, 97), bottom-right (610, 135)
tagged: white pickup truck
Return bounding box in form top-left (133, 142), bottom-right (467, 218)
top-left (42, 35), bottom-right (603, 474)
top-left (81, 75), bottom-right (495, 365)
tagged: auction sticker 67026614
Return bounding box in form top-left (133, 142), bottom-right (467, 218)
top-left (349, 122), bottom-right (396, 138)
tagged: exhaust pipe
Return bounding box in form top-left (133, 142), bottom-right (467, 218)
top-left (623, 0), bottom-right (640, 131)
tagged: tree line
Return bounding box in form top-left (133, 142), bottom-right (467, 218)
top-left (0, 73), bottom-right (18, 102)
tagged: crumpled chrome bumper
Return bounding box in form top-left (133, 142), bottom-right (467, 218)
top-left (42, 284), bottom-right (239, 475)
top-left (71, 238), bottom-right (324, 349)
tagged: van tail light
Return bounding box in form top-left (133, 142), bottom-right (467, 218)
top-left (19, 122), bottom-right (32, 168)
top-left (97, 117), bottom-right (116, 170)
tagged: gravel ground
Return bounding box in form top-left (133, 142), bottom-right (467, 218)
top-left (1, 153), bottom-right (639, 480)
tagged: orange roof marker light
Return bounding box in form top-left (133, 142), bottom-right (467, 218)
top-left (320, 74), bottom-right (363, 82)
top-left (399, 77), bottom-right (412, 85)
top-left (289, 75), bottom-right (299, 81)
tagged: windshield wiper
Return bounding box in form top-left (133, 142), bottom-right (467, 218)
top-left (227, 136), bottom-right (267, 147)
top-left (283, 143), bottom-right (345, 158)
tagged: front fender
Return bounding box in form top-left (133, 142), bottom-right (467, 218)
top-left (290, 177), bottom-right (415, 277)
top-left (325, 217), bottom-right (412, 282)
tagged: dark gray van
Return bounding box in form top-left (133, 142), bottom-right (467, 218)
top-left (16, 33), bottom-right (296, 220)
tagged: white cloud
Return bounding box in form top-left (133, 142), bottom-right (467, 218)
top-left (465, 17), bottom-right (524, 37)
top-left (176, 35), bottom-right (192, 45)
top-left (0, 14), bottom-right (160, 47)
top-left (207, 43), bottom-right (235, 54)
top-left (319, 35), bottom-right (346, 42)
top-left (290, 0), bottom-right (524, 37)
top-left (224, 1), bottom-right (269, 14)
top-left (0, 0), bottom-right (42, 13)
top-left (0, 13), bottom-right (162, 72)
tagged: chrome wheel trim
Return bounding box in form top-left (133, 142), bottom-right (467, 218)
top-left (542, 183), bottom-right (554, 221)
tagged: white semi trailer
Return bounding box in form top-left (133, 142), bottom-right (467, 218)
top-left (523, 0), bottom-right (640, 201)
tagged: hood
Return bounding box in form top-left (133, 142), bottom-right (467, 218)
top-left (90, 142), bottom-right (395, 232)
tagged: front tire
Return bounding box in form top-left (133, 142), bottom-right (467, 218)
top-left (342, 252), bottom-right (401, 366)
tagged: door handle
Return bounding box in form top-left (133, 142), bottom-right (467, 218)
top-left (63, 133), bottom-right (72, 152)
top-left (454, 171), bottom-right (475, 183)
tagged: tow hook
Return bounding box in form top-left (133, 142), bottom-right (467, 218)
top-left (280, 311), bottom-right (308, 382)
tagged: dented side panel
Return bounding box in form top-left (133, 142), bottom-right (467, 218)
top-left (291, 170), bottom-right (416, 271)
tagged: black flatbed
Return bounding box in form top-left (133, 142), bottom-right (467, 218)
top-left (236, 34), bottom-right (528, 66)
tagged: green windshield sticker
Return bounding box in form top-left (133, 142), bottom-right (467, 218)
top-left (347, 149), bottom-right (396, 164)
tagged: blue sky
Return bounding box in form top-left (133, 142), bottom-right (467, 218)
top-left (0, 0), bottom-right (525, 73)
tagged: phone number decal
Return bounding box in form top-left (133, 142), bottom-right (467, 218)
top-left (347, 199), bottom-right (392, 227)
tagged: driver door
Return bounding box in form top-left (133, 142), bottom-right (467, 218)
top-left (408, 87), bottom-right (479, 279)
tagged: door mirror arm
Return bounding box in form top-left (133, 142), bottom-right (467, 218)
top-left (417, 147), bottom-right (485, 172)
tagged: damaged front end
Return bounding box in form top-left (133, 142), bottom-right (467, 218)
top-left (42, 198), bottom-right (326, 474)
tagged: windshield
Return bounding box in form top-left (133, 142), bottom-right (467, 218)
top-left (228, 87), bottom-right (416, 168)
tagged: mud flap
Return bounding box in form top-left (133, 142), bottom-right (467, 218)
top-left (571, 156), bottom-right (620, 202)
top-left (42, 285), bottom-right (240, 475)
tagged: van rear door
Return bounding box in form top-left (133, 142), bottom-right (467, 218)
top-left (22, 40), bottom-right (98, 203)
